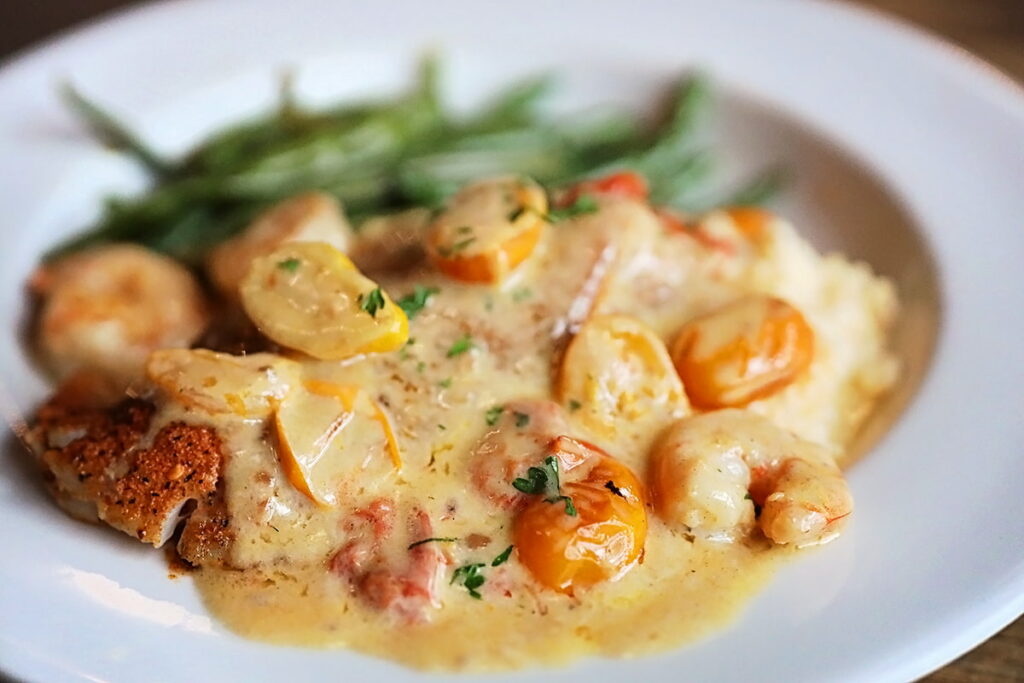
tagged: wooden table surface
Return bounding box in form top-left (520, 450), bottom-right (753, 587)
top-left (0, 1), bottom-right (1021, 681)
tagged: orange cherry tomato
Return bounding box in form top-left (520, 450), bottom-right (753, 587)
top-left (513, 437), bottom-right (647, 595)
top-left (427, 177), bottom-right (547, 285)
top-left (670, 295), bottom-right (815, 409)
top-left (560, 171), bottom-right (649, 207)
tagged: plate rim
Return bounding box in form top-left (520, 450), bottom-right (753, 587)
top-left (1, 1), bottom-right (1022, 681)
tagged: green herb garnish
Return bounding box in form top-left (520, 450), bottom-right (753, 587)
top-left (358, 287), bottom-right (386, 317)
top-left (548, 194), bottom-right (599, 222)
top-left (512, 456), bottom-right (577, 516)
top-left (438, 377), bottom-right (452, 389)
top-left (451, 237), bottom-right (476, 252)
top-left (485, 405), bottom-right (504, 426)
top-left (451, 563), bottom-right (486, 599)
top-left (491, 545), bottom-right (514, 567)
top-left (568, 399), bottom-right (582, 412)
top-left (408, 536), bottom-right (457, 549)
top-left (277, 257), bottom-right (300, 272)
top-left (511, 287), bottom-right (533, 302)
top-left (514, 411), bottom-right (530, 428)
top-left (446, 334), bottom-right (474, 358)
top-left (396, 285), bottom-right (439, 319)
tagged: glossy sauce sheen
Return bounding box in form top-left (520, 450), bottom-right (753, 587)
top-left (184, 199), bottom-right (897, 670)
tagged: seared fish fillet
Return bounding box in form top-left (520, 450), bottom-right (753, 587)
top-left (27, 392), bottom-right (231, 566)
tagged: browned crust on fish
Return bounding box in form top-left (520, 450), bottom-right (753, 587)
top-left (29, 389), bottom-right (232, 561)
top-left (101, 421), bottom-right (222, 543)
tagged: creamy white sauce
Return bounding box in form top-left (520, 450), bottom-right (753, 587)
top-left (179, 201), bottom-right (896, 670)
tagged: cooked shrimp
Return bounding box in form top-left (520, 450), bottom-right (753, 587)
top-left (468, 399), bottom-right (569, 509)
top-left (32, 244), bottom-right (210, 388)
top-left (329, 500), bottom-right (447, 623)
top-left (649, 409), bottom-right (852, 546)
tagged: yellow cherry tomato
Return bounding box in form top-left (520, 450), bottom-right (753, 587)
top-left (146, 348), bottom-right (299, 417)
top-left (240, 241), bottom-right (408, 360)
top-left (206, 192), bottom-right (351, 302)
top-left (274, 381), bottom-right (399, 506)
top-left (670, 295), bottom-right (814, 409)
top-left (558, 315), bottom-right (689, 437)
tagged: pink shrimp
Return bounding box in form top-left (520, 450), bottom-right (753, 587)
top-left (468, 399), bottom-right (569, 509)
top-left (329, 500), bottom-right (447, 623)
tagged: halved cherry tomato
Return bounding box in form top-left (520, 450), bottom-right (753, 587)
top-left (670, 295), bottom-right (815, 408)
top-left (240, 241), bottom-right (408, 360)
top-left (427, 177), bottom-right (547, 284)
top-left (513, 437), bottom-right (647, 595)
top-left (146, 348), bottom-right (298, 417)
top-left (275, 381), bottom-right (400, 506)
top-left (207, 192), bottom-right (351, 302)
top-left (558, 315), bottom-right (689, 438)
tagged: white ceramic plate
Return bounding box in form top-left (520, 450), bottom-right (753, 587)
top-left (2, 1), bottom-right (1023, 681)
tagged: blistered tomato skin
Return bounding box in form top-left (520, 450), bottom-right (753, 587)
top-left (670, 295), bottom-right (814, 409)
top-left (513, 438), bottom-right (647, 595)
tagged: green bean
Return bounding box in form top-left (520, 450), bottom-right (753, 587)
top-left (60, 84), bottom-right (172, 177)
top-left (50, 62), bottom-right (784, 264)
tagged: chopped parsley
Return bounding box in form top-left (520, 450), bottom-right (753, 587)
top-left (511, 287), bottom-right (533, 302)
top-left (408, 536), bottom-right (457, 549)
top-left (548, 194), bottom-right (599, 222)
top-left (438, 377), bottom-right (452, 389)
top-left (568, 399), bottom-right (582, 412)
top-left (446, 334), bottom-right (474, 358)
top-left (358, 287), bottom-right (386, 317)
top-left (277, 257), bottom-right (300, 272)
top-left (507, 206), bottom-right (529, 222)
top-left (451, 563), bottom-right (486, 599)
top-left (514, 411), bottom-right (530, 428)
top-left (512, 456), bottom-right (577, 516)
top-left (452, 237), bottom-right (476, 252)
top-left (491, 545), bottom-right (514, 567)
top-left (485, 405), bottom-right (504, 426)
top-left (416, 361), bottom-right (426, 373)
top-left (438, 423), bottom-right (447, 431)
top-left (396, 285), bottom-right (439, 319)
top-left (438, 233), bottom-right (476, 257)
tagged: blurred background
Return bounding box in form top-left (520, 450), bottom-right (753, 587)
top-left (0, 1), bottom-right (1021, 681)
